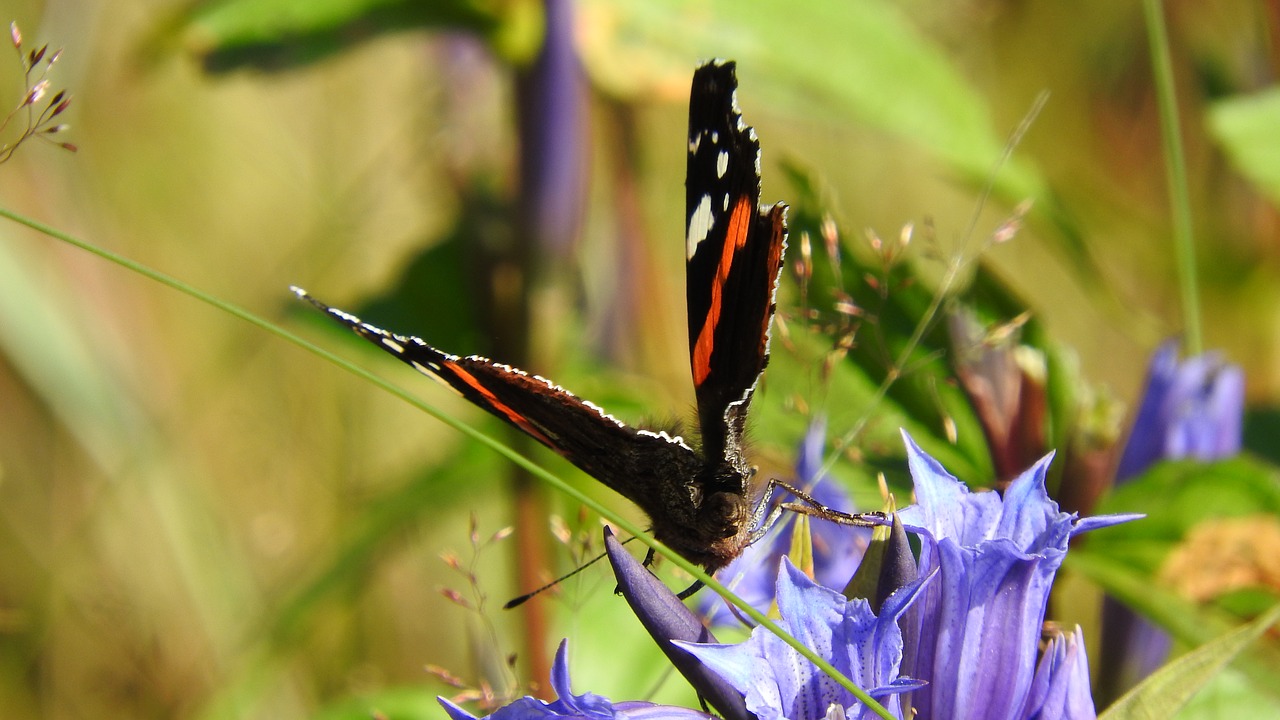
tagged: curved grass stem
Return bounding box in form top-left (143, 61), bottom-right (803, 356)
top-left (1143, 0), bottom-right (1202, 353)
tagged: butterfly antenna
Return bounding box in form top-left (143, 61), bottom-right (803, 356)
top-left (503, 535), bottom-right (641, 609)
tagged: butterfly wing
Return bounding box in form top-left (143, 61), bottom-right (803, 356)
top-left (292, 288), bottom-right (709, 536)
top-left (684, 60), bottom-right (788, 470)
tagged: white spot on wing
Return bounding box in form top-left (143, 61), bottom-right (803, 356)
top-left (686, 194), bottom-right (714, 260)
top-left (716, 150), bottom-right (729, 178)
top-left (331, 308), bottom-right (361, 324)
top-left (689, 132), bottom-right (702, 154)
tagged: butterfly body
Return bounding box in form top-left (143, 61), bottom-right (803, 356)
top-left (294, 60), bottom-right (785, 576)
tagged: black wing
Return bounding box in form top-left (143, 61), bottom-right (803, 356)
top-left (684, 60), bottom-right (788, 468)
top-left (291, 287), bottom-right (707, 531)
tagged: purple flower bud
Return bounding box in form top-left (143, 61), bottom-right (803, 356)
top-left (1022, 627), bottom-right (1096, 720)
top-left (515, 0), bottom-right (586, 256)
top-left (1115, 341), bottom-right (1244, 482)
top-left (605, 529), bottom-right (753, 720)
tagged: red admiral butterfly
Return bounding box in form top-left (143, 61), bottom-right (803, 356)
top-left (294, 60), bottom-right (868, 588)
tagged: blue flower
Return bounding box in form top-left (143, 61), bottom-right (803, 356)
top-left (438, 640), bottom-right (713, 720)
top-left (1115, 341), bottom-right (1244, 482)
top-left (896, 432), bottom-right (1135, 720)
top-left (700, 417), bottom-right (867, 625)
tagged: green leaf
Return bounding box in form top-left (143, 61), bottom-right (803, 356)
top-left (1098, 604), bottom-right (1280, 720)
top-left (1090, 457), bottom-right (1280, 568)
top-left (775, 159), bottom-right (1097, 493)
top-left (191, 441), bottom-right (509, 718)
top-left (178, 0), bottom-right (508, 72)
top-left (0, 238), bottom-right (145, 471)
top-left (1208, 87), bottom-right (1280, 208)
top-left (587, 0), bottom-right (1028, 191)
top-left (268, 439), bottom-right (504, 645)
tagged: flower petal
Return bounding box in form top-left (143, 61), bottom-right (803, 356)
top-left (679, 560), bottom-right (922, 720)
top-left (438, 639), bottom-right (716, 720)
top-left (897, 432), bottom-right (1004, 545)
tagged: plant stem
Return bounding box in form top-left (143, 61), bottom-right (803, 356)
top-left (1143, 0), bottom-right (1202, 353)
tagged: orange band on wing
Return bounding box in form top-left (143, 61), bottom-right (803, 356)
top-left (445, 362), bottom-right (556, 447)
top-left (692, 195), bottom-right (753, 386)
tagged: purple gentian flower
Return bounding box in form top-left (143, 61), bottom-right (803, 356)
top-left (1101, 342), bottom-right (1244, 700)
top-left (896, 432), bottom-right (1136, 720)
top-left (701, 417), bottom-right (867, 624)
top-left (1115, 341), bottom-right (1244, 482)
top-left (438, 640), bottom-right (713, 720)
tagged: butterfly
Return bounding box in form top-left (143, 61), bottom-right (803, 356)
top-left (293, 60), bottom-right (869, 590)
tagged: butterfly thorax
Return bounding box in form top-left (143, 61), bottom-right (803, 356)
top-left (642, 459), bottom-right (756, 573)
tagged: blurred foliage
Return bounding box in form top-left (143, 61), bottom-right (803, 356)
top-left (2, 0), bottom-right (1280, 719)
top-left (1209, 87), bottom-right (1280, 207)
top-left (180, 0), bottom-right (511, 71)
top-left (1077, 458), bottom-right (1280, 711)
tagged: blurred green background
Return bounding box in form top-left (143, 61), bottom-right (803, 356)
top-left (1, 0), bottom-right (1278, 718)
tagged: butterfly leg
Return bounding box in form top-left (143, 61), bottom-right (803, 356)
top-left (642, 546), bottom-right (658, 567)
top-left (643, 545), bottom-right (709, 600)
top-left (675, 579), bottom-right (705, 600)
top-left (759, 478), bottom-right (888, 535)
